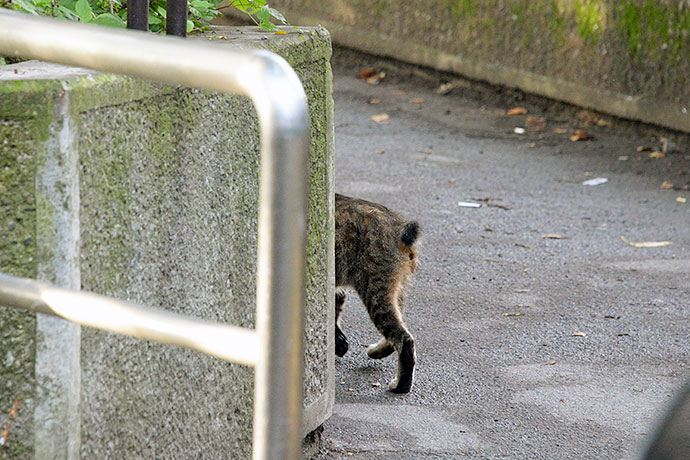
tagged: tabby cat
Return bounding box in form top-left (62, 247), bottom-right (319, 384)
top-left (335, 193), bottom-right (420, 394)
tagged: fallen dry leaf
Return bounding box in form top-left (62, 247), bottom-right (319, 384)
top-left (543, 234), bottom-right (565, 239)
top-left (360, 68), bottom-right (378, 79)
top-left (503, 312), bottom-right (525, 317)
top-left (391, 89), bottom-right (408, 96)
top-left (507, 107), bottom-right (528, 115)
top-left (573, 332), bottom-right (587, 337)
top-left (274, 30), bottom-right (287, 35)
top-left (368, 98), bottom-right (381, 104)
top-left (371, 113), bottom-right (389, 123)
top-left (366, 72), bottom-right (386, 85)
top-left (553, 128), bottom-right (568, 134)
top-left (371, 382), bottom-right (381, 387)
top-left (545, 361), bottom-right (557, 366)
top-left (661, 181), bottom-right (674, 189)
top-left (637, 145), bottom-right (653, 153)
top-left (372, 148), bottom-right (385, 155)
top-left (677, 197), bottom-right (687, 203)
top-left (621, 236), bottom-right (672, 248)
top-left (649, 151), bottom-right (665, 159)
top-left (409, 98), bottom-right (425, 104)
top-left (570, 130), bottom-right (592, 142)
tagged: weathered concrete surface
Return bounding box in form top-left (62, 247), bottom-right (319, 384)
top-left (268, 0), bottom-right (690, 133)
top-left (317, 47), bottom-right (689, 460)
top-left (0, 26), bottom-right (333, 460)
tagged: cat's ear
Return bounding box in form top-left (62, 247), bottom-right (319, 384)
top-left (400, 222), bottom-right (420, 247)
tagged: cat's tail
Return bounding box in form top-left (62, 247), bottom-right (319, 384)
top-left (400, 221), bottom-right (420, 247)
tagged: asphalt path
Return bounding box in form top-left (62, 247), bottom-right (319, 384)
top-left (320, 48), bottom-right (690, 460)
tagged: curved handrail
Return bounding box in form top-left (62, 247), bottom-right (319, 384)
top-left (0, 9), bottom-right (310, 460)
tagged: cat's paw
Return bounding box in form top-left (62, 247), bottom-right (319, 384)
top-left (388, 377), bottom-right (412, 394)
top-left (335, 328), bottom-right (349, 357)
top-left (366, 339), bottom-right (395, 359)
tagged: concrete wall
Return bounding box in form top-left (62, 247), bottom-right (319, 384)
top-left (0, 26), bottom-right (333, 460)
top-left (271, 0), bottom-right (690, 133)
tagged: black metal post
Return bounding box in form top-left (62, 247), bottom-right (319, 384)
top-left (126, 0), bottom-right (149, 31)
top-left (166, 0), bottom-right (188, 37)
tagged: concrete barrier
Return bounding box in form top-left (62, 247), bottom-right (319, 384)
top-left (0, 26), bottom-right (333, 459)
top-left (270, 0), bottom-right (690, 133)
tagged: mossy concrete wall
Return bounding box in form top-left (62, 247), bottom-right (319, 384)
top-left (271, 0), bottom-right (690, 132)
top-left (0, 26), bottom-right (334, 460)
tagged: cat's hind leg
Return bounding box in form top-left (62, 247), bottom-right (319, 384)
top-left (335, 288), bottom-right (349, 357)
top-left (360, 287), bottom-right (415, 393)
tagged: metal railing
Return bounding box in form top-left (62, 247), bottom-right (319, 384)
top-left (0, 9), bottom-right (310, 460)
top-left (127, 0), bottom-right (188, 36)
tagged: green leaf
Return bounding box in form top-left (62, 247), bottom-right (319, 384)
top-left (231, 0), bottom-right (261, 14)
top-left (74, 0), bottom-right (93, 22)
top-left (254, 5), bottom-right (270, 22)
top-left (56, 4), bottom-right (79, 20)
top-left (156, 5), bottom-right (166, 18)
top-left (190, 0), bottom-right (212, 9)
top-left (267, 6), bottom-right (286, 24)
top-left (186, 19), bottom-right (193, 33)
top-left (259, 19), bottom-right (277, 31)
top-left (11, 0), bottom-right (39, 15)
top-left (94, 12), bottom-right (125, 27)
top-left (148, 13), bottom-right (161, 24)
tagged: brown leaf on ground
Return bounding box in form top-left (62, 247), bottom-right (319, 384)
top-left (543, 234), bottom-right (565, 239)
top-left (637, 145), bottom-right (653, 152)
top-left (507, 107), bottom-right (528, 115)
top-left (371, 113), bottom-right (390, 123)
top-left (553, 128), bottom-right (568, 134)
top-left (661, 181), bottom-right (674, 189)
top-left (573, 332), bottom-right (587, 337)
top-left (570, 130), bottom-right (593, 142)
top-left (366, 72), bottom-right (386, 85)
top-left (361, 68), bottom-right (378, 79)
top-left (368, 98), bottom-right (381, 104)
top-left (361, 69), bottom-right (386, 84)
top-left (545, 361), bottom-right (557, 365)
top-left (649, 151), bottom-right (665, 159)
top-left (409, 98), bottom-right (425, 104)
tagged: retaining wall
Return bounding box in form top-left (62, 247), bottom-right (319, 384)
top-left (0, 26), bottom-right (334, 460)
top-left (271, 0), bottom-right (690, 133)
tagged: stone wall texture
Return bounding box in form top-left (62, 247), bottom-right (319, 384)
top-left (0, 26), bottom-right (333, 460)
top-left (271, 0), bottom-right (690, 132)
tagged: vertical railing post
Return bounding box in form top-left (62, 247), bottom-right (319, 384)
top-left (166, 0), bottom-right (188, 37)
top-left (126, 0), bottom-right (149, 31)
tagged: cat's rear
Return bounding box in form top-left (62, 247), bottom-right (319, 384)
top-left (335, 193), bottom-right (420, 393)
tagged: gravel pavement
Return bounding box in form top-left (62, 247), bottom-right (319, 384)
top-left (319, 48), bottom-right (690, 460)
